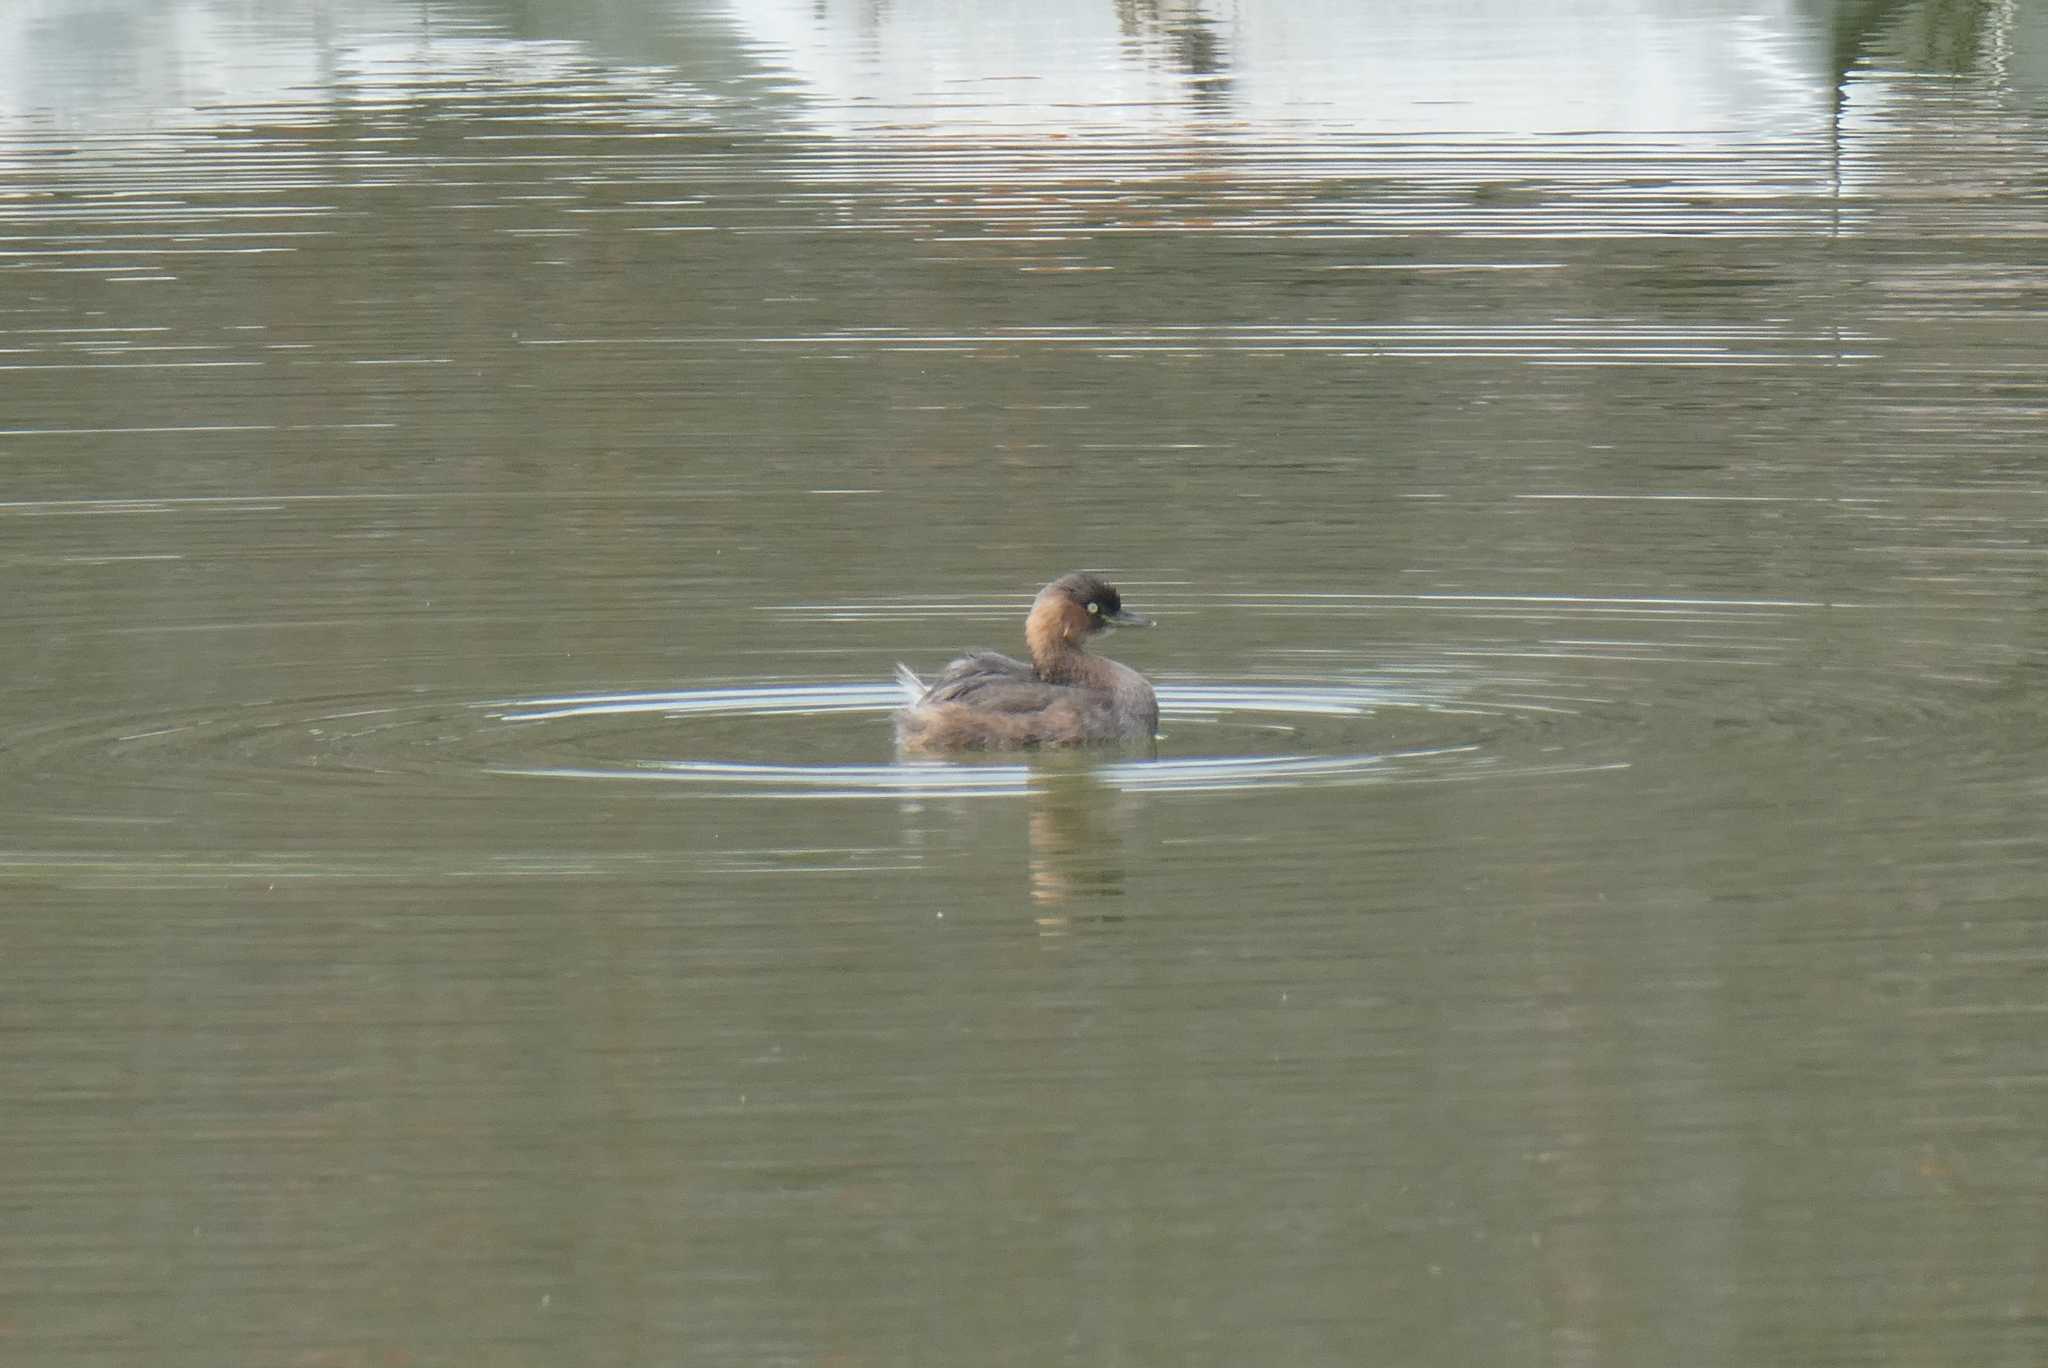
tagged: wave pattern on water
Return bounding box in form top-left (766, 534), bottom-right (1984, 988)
top-left (0, 673), bottom-right (1625, 809)
top-left (521, 321), bottom-right (1874, 367)
top-left (482, 679), bottom-right (1615, 798)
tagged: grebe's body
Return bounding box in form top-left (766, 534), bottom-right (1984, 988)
top-left (894, 572), bottom-right (1157, 751)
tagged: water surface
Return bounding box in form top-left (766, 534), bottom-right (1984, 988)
top-left (4, 1), bottom-right (2047, 1364)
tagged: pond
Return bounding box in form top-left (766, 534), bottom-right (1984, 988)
top-left (4, 1), bottom-right (2046, 1363)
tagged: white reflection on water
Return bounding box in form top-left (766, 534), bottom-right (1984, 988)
top-left (735, 0), bottom-right (1831, 136)
top-left (483, 680), bottom-right (1624, 797)
top-left (0, 3), bottom-right (683, 126)
top-left (521, 322), bottom-right (1879, 364)
top-left (490, 680), bottom-right (1422, 722)
top-left (7, 0), bottom-right (2035, 272)
top-left (489, 749), bottom-right (1527, 798)
top-left (2, 0), bottom-right (1829, 135)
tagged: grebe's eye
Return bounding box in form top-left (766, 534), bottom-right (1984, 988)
top-left (1086, 602), bottom-right (1099, 615)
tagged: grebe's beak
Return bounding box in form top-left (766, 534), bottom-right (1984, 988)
top-left (1103, 607), bottom-right (1153, 629)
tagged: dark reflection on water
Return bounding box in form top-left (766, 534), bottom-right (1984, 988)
top-left (5, 1), bottom-right (2048, 1364)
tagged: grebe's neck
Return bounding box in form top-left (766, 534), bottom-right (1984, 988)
top-left (1025, 595), bottom-right (1092, 683)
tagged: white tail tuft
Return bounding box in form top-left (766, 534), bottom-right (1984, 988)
top-left (893, 663), bottom-right (927, 705)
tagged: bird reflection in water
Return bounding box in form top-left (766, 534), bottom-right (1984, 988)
top-left (1024, 759), bottom-right (1135, 923)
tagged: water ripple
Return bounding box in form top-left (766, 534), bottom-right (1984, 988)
top-left (481, 680), bottom-right (1610, 798)
top-left (5, 676), bottom-right (1609, 808)
top-left (499, 748), bottom-right (1518, 798)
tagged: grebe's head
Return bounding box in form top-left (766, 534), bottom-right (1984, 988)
top-left (1035, 571), bottom-right (1153, 639)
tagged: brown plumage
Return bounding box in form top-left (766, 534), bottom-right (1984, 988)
top-left (894, 571), bottom-right (1158, 752)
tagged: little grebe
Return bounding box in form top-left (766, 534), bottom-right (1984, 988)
top-left (894, 571), bottom-right (1158, 751)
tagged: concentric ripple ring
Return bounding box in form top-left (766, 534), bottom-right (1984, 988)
top-left (479, 682), bottom-right (1622, 798)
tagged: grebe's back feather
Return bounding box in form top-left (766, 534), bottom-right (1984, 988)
top-left (895, 651), bottom-right (1032, 706)
top-left (919, 651), bottom-right (1035, 702)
